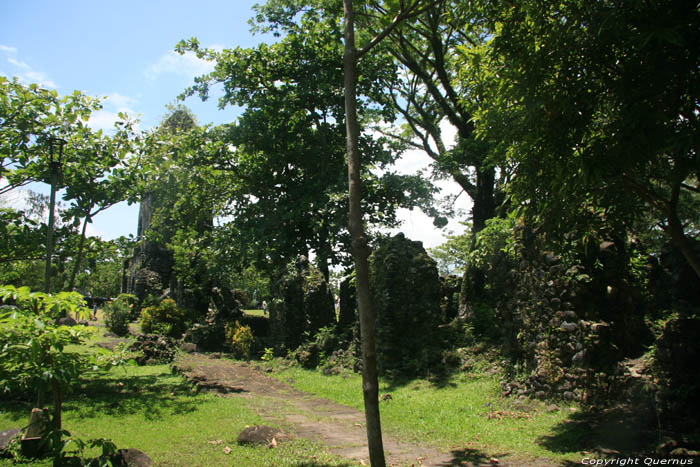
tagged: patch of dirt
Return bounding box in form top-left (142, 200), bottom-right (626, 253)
top-left (173, 353), bottom-right (565, 466)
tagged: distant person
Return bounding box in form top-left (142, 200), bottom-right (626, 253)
top-left (262, 300), bottom-right (268, 315)
top-left (92, 304), bottom-right (98, 321)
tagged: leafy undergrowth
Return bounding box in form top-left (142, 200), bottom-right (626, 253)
top-left (264, 355), bottom-right (587, 464)
top-left (0, 343), bottom-right (356, 466)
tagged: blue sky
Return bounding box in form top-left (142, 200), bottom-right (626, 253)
top-left (1, 0), bottom-right (470, 248)
top-left (0, 0), bottom-right (269, 239)
top-left (0, 1), bottom-right (266, 128)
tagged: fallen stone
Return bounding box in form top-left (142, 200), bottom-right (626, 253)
top-left (57, 316), bottom-right (78, 327)
top-left (110, 448), bottom-right (153, 466)
top-left (0, 428), bottom-right (21, 454)
top-left (237, 425), bottom-right (285, 445)
top-left (180, 342), bottom-right (197, 353)
top-left (97, 339), bottom-right (130, 352)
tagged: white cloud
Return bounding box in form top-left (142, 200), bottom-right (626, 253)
top-left (88, 110), bottom-right (123, 132)
top-left (88, 93), bottom-right (139, 132)
top-left (22, 70), bottom-right (56, 88)
top-left (84, 221), bottom-right (105, 239)
top-left (0, 185), bottom-right (31, 211)
top-left (385, 119), bottom-right (472, 247)
top-left (1, 47), bottom-right (57, 88)
top-left (145, 50), bottom-right (215, 81)
top-left (7, 57), bottom-right (29, 69)
top-left (104, 93), bottom-right (138, 113)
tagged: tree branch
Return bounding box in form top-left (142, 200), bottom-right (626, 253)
top-left (357, 0), bottom-right (434, 58)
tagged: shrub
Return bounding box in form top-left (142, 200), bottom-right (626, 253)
top-left (103, 294), bottom-right (135, 337)
top-left (313, 325), bottom-right (339, 356)
top-left (114, 293), bottom-right (139, 321)
top-left (225, 321), bottom-right (254, 360)
top-left (140, 298), bottom-right (187, 338)
top-left (261, 347), bottom-right (275, 361)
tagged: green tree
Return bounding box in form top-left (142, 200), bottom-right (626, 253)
top-left (1, 77), bottom-right (141, 292)
top-left (61, 122), bottom-right (140, 291)
top-left (428, 224), bottom-right (471, 276)
top-left (371, 0), bottom-right (506, 233)
top-left (176, 20), bottom-right (436, 283)
top-left (0, 77), bottom-right (102, 196)
top-left (472, 0), bottom-right (700, 279)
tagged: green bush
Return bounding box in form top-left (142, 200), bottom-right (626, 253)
top-left (103, 295), bottom-right (135, 337)
top-left (225, 321), bottom-right (254, 359)
top-left (140, 298), bottom-right (187, 338)
top-left (114, 293), bottom-right (139, 321)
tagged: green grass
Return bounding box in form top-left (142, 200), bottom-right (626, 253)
top-left (243, 309), bottom-right (268, 318)
top-left (265, 360), bottom-right (586, 463)
top-left (0, 337), bottom-right (356, 466)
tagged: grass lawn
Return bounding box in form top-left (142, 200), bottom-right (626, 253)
top-left (264, 359), bottom-right (586, 464)
top-left (243, 309), bottom-right (268, 318)
top-left (0, 328), bottom-right (355, 467)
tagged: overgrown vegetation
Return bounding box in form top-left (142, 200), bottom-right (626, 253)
top-left (139, 298), bottom-right (188, 338)
top-left (102, 294), bottom-right (136, 337)
top-left (0, 360), bottom-right (357, 466)
top-left (1, 0), bottom-right (699, 462)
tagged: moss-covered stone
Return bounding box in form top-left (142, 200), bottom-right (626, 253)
top-left (369, 233), bottom-right (444, 377)
top-left (269, 256), bottom-right (335, 354)
top-left (338, 273), bottom-right (357, 330)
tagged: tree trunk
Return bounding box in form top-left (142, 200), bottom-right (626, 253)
top-left (667, 210), bottom-right (700, 282)
top-left (44, 165), bottom-right (59, 294)
top-left (343, 1), bottom-right (386, 465)
top-left (458, 167), bottom-right (497, 318)
top-left (52, 378), bottom-right (62, 431)
top-left (68, 214), bottom-right (91, 291)
top-left (317, 225), bottom-right (331, 283)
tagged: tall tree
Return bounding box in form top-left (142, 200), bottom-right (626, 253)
top-left (178, 2), bottom-right (433, 463)
top-left (62, 125), bottom-right (139, 291)
top-left (1, 77), bottom-right (101, 196)
top-left (369, 0), bottom-right (504, 233)
top-left (176, 18), bottom-right (435, 281)
top-left (342, 1), bottom-right (429, 464)
top-left (474, 0), bottom-right (700, 280)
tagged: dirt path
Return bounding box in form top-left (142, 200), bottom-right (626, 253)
top-left (172, 353), bottom-right (557, 467)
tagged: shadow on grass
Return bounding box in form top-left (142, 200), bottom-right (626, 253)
top-left (64, 373), bottom-right (200, 420)
top-left (435, 447), bottom-right (506, 466)
top-left (0, 367), bottom-right (199, 426)
top-left (536, 405), bottom-right (657, 457)
top-left (291, 463), bottom-right (356, 467)
top-left (380, 371), bottom-right (461, 394)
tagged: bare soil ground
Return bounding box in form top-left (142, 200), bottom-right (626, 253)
top-left (172, 352), bottom-right (562, 467)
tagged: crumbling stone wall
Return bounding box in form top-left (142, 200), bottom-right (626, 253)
top-left (269, 256), bottom-right (335, 354)
top-left (338, 274), bottom-right (357, 330)
top-left (368, 233), bottom-right (444, 377)
top-left (497, 223), bottom-right (652, 402)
